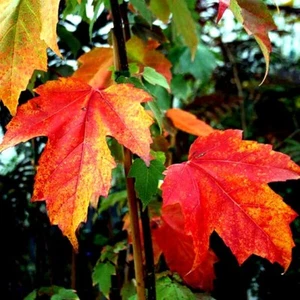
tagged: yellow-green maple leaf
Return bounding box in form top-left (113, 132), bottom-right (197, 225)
top-left (0, 0), bottom-right (60, 115)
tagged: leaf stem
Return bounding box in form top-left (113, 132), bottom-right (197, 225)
top-left (109, 0), bottom-right (146, 299)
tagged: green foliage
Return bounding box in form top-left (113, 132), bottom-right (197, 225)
top-left (92, 262), bottom-right (116, 298)
top-left (143, 67), bottom-right (170, 90)
top-left (156, 276), bottom-right (196, 300)
top-left (1, 0), bottom-right (300, 299)
top-left (128, 153), bottom-right (165, 207)
top-left (24, 286), bottom-right (79, 300)
top-left (171, 44), bottom-right (218, 84)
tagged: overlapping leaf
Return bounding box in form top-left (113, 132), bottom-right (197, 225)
top-left (157, 130), bottom-right (300, 289)
top-left (126, 36), bottom-right (172, 83)
top-left (0, 78), bottom-right (153, 249)
top-left (74, 36), bottom-right (172, 89)
top-left (0, 0), bottom-right (60, 115)
top-left (153, 205), bottom-right (218, 291)
top-left (217, 0), bottom-right (277, 83)
top-left (72, 47), bottom-right (114, 89)
top-left (166, 108), bottom-right (214, 137)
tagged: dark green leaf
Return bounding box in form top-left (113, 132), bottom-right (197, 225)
top-left (57, 25), bottom-right (81, 57)
top-left (128, 157), bottom-right (165, 207)
top-left (92, 262), bottom-right (116, 298)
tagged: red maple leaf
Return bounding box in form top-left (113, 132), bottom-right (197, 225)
top-left (0, 78), bottom-right (153, 249)
top-left (152, 205), bottom-right (218, 291)
top-left (157, 130), bottom-right (300, 289)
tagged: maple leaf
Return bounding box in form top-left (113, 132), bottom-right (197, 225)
top-left (128, 156), bottom-right (165, 207)
top-left (0, 77), bottom-right (153, 249)
top-left (159, 130), bottom-right (300, 290)
top-left (0, 0), bottom-right (60, 115)
top-left (153, 205), bottom-right (218, 291)
top-left (217, 0), bottom-right (276, 83)
top-left (72, 47), bottom-right (114, 89)
top-left (166, 108), bottom-right (215, 137)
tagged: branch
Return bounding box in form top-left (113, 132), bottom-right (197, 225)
top-left (109, 1), bottom-right (146, 299)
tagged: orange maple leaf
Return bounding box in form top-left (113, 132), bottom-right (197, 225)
top-left (166, 108), bottom-right (215, 137)
top-left (0, 0), bottom-right (61, 115)
top-left (72, 36), bottom-right (172, 89)
top-left (72, 47), bottom-right (114, 89)
top-left (158, 130), bottom-right (300, 289)
top-left (0, 78), bottom-right (153, 249)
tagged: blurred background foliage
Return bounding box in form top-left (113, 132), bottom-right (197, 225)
top-left (0, 0), bottom-right (300, 299)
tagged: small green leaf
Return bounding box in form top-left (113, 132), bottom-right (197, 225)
top-left (143, 67), bottom-right (170, 90)
top-left (129, 62), bottom-right (140, 75)
top-left (151, 150), bottom-right (166, 165)
top-left (156, 277), bottom-right (196, 299)
top-left (130, 0), bottom-right (153, 24)
top-left (56, 288), bottom-right (79, 299)
top-left (128, 157), bottom-right (165, 207)
top-left (24, 290), bottom-right (37, 300)
top-left (92, 262), bottom-right (116, 298)
top-left (100, 242), bottom-right (127, 265)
